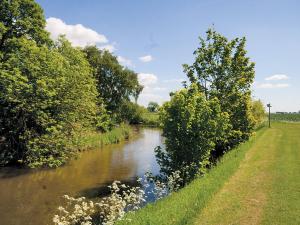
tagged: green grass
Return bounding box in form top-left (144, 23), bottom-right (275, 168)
top-left (141, 112), bottom-right (160, 127)
top-left (75, 123), bottom-right (133, 150)
top-left (117, 127), bottom-right (267, 225)
top-left (194, 122), bottom-right (300, 225)
top-left (270, 113), bottom-right (300, 122)
top-left (260, 122), bottom-right (300, 225)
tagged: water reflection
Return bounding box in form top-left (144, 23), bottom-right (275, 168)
top-left (0, 128), bottom-right (162, 225)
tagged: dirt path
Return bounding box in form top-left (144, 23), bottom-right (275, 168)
top-left (195, 123), bottom-right (299, 225)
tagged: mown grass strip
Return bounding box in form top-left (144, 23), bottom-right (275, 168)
top-left (261, 123), bottom-right (300, 225)
top-left (117, 127), bottom-right (267, 225)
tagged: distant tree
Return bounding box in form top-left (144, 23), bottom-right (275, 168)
top-left (133, 85), bottom-right (144, 104)
top-left (183, 28), bottom-right (255, 152)
top-left (83, 46), bottom-right (143, 115)
top-left (117, 101), bottom-right (146, 124)
top-left (147, 102), bottom-right (159, 112)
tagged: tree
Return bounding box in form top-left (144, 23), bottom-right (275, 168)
top-left (83, 46), bottom-right (143, 115)
top-left (155, 84), bottom-right (230, 182)
top-left (0, 0), bottom-right (51, 54)
top-left (0, 37), bottom-right (106, 167)
top-left (183, 28), bottom-right (256, 151)
top-left (147, 102), bottom-right (159, 112)
top-left (117, 101), bottom-right (146, 124)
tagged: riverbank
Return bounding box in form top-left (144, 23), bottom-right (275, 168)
top-left (75, 123), bottom-right (134, 151)
top-left (0, 127), bottom-right (161, 225)
top-left (118, 122), bottom-right (300, 225)
top-left (140, 112), bottom-right (160, 127)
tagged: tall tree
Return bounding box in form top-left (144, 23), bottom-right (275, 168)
top-left (0, 0), bottom-right (51, 54)
top-left (183, 29), bottom-right (255, 151)
top-left (83, 46), bottom-right (143, 114)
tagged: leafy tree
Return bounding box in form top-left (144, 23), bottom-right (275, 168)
top-left (155, 84), bottom-right (230, 182)
top-left (0, 37), bottom-right (105, 167)
top-left (0, 0), bottom-right (51, 54)
top-left (83, 46), bottom-right (143, 114)
top-left (147, 101), bottom-right (159, 112)
top-left (183, 28), bottom-right (256, 151)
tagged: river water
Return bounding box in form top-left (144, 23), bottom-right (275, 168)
top-left (0, 128), bottom-right (162, 225)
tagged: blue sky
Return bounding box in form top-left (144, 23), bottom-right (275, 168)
top-left (37, 0), bottom-right (300, 112)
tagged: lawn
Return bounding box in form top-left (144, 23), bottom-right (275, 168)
top-left (117, 122), bottom-right (300, 225)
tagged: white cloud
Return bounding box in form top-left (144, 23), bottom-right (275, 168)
top-left (163, 78), bottom-right (185, 83)
top-left (256, 83), bottom-right (290, 89)
top-left (152, 87), bottom-right (167, 91)
top-left (139, 55), bottom-right (153, 62)
top-left (117, 56), bottom-right (133, 67)
top-left (265, 74), bottom-right (289, 81)
top-left (138, 73), bottom-right (158, 86)
top-left (46, 17), bottom-right (110, 48)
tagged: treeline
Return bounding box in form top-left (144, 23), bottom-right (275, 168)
top-left (156, 29), bottom-right (265, 182)
top-left (0, 0), bottom-right (144, 167)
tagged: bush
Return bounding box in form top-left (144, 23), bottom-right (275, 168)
top-left (251, 99), bottom-right (266, 126)
top-left (155, 84), bottom-right (231, 182)
top-left (117, 101), bottom-right (146, 124)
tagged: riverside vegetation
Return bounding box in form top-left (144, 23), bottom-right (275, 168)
top-left (51, 28), bottom-right (266, 224)
top-left (0, 1), bottom-right (281, 225)
top-left (0, 0), bottom-right (155, 168)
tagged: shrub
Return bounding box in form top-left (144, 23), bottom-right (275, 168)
top-left (117, 101), bottom-right (146, 124)
top-left (251, 99), bottom-right (266, 126)
top-left (155, 84), bottom-right (231, 182)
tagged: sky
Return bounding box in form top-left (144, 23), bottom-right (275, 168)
top-left (37, 0), bottom-right (300, 112)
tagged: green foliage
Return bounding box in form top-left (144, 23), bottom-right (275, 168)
top-left (183, 28), bottom-right (256, 150)
top-left (147, 101), bottom-right (159, 112)
top-left (141, 112), bottom-right (160, 127)
top-left (270, 113), bottom-right (300, 122)
top-left (117, 101), bottom-right (146, 124)
top-left (74, 123), bottom-right (132, 150)
top-left (0, 0), bottom-right (51, 52)
top-left (251, 99), bottom-right (266, 126)
top-left (156, 84), bottom-right (230, 180)
top-left (83, 46), bottom-right (143, 115)
top-left (0, 37), bottom-right (106, 167)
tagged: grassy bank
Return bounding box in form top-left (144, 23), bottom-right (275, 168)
top-left (117, 126), bottom-right (267, 225)
top-left (118, 122), bottom-right (300, 225)
top-left (75, 124), bottom-right (134, 150)
top-left (141, 112), bottom-right (160, 127)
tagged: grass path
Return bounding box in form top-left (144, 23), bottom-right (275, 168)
top-left (195, 122), bottom-right (300, 225)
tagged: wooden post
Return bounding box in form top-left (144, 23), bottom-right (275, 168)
top-left (267, 103), bottom-right (272, 128)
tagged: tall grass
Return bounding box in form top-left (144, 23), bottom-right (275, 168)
top-left (75, 124), bottom-right (133, 151)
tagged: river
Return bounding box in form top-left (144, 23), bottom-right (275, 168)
top-left (0, 127), bottom-right (162, 225)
